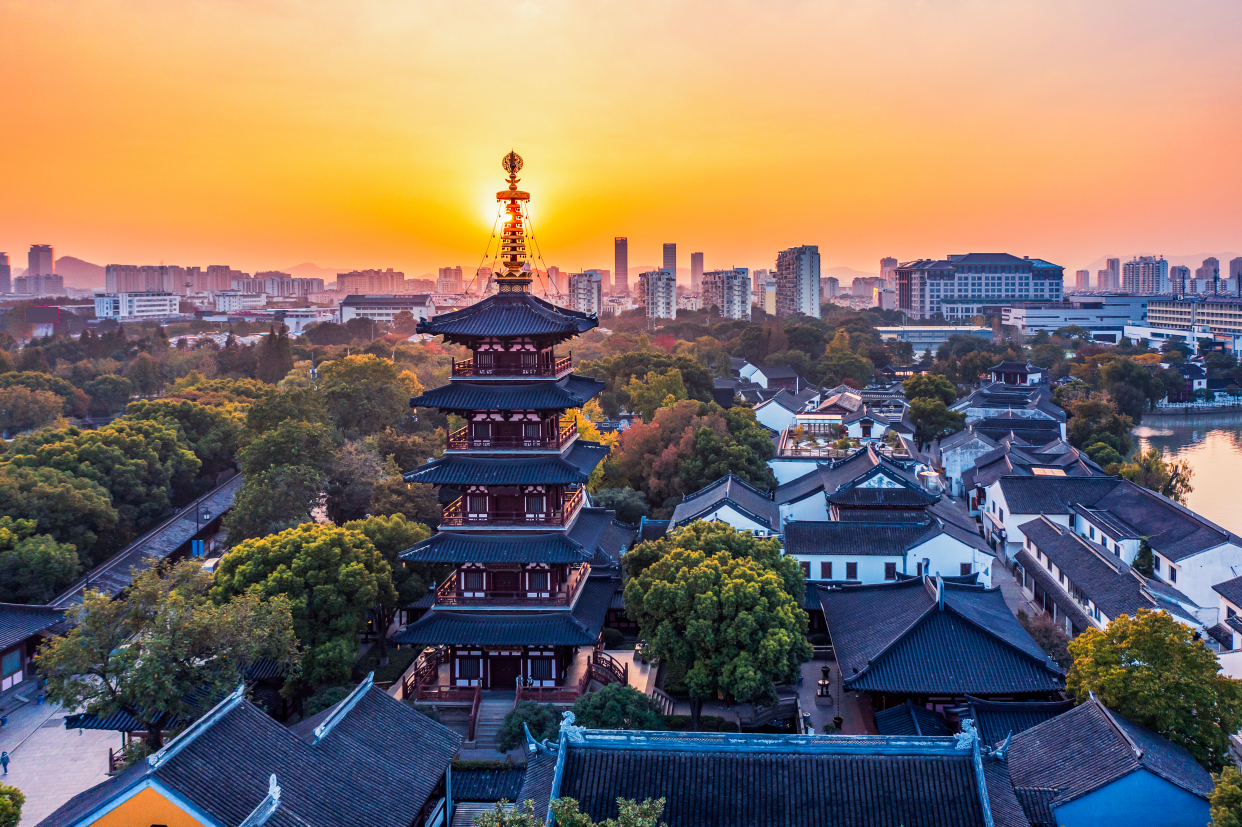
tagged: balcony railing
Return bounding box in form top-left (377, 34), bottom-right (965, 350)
top-left (452, 353), bottom-right (572, 378)
top-left (441, 486), bottom-right (585, 528)
top-left (448, 419), bottom-right (576, 451)
top-left (435, 562), bottom-right (589, 607)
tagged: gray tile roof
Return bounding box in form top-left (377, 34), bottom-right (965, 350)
top-left (783, 518), bottom-right (937, 557)
top-left (1008, 696), bottom-right (1214, 808)
top-left (416, 292), bottom-right (598, 341)
top-left (390, 576), bottom-right (619, 647)
top-left (1213, 574), bottom-right (1242, 607)
top-left (963, 696), bottom-right (1074, 747)
top-left (873, 700), bottom-right (950, 736)
top-left (995, 475), bottom-right (1121, 515)
top-left (670, 474), bottom-right (779, 530)
top-left (826, 463), bottom-right (939, 508)
top-left (0, 602), bottom-right (65, 651)
top-left (401, 532), bottom-right (594, 564)
top-left (517, 749), bottom-right (557, 818)
top-left (404, 441), bottom-right (609, 486)
top-left (411, 374), bottom-right (605, 412)
top-left (569, 508), bottom-right (633, 566)
top-left (819, 577), bottom-right (1064, 695)
top-left (37, 682), bottom-right (461, 827)
top-left (1086, 478), bottom-right (1240, 562)
top-left (973, 417), bottom-right (1062, 443)
top-left (1013, 549), bottom-right (1095, 632)
top-left (451, 767), bottom-right (526, 802)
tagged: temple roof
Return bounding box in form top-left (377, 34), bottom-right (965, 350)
top-left (401, 531), bottom-right (594, 564)
top-left (403, 440), bottom-right (609, 486)
top-left (390, 576), bottom-right (618, 647)
top-left (416, 292), bottom-right (598, 342)
top-left (411, 373), bottom-right (604, 412)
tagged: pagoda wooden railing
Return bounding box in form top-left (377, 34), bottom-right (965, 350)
top-left (440, 486), bottom-right (585, 528)
top-left (447, 419), bottom-right (576, 451)
top-left (513, 648), bottom-right (628, 707)
top-left (434, 563), bottom-right (589, 607)
top-left (452, 353), bottom-right (572, 378)
top-left (401, 646), bottom-right (450, 699)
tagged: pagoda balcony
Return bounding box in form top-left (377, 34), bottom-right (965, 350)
top-left (434, 563), bottom-right (590, 607)
top-left (447, 419), bottom-right (577, 451)
top-left (440, 486), bottom-right (586, 528)
top-left (451, 353), bottom-right (572, 379)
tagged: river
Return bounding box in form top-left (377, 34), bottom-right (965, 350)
top-left (1134, 412), bottom-right (1242, 535)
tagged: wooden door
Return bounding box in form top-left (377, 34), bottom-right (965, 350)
top-left (493, 570), bottom-right (520, 594)
top-left (490, 657), bottom-right (522, 689)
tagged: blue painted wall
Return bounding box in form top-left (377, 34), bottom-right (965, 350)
top-left (1054, 768), bottom-right (1209, 827)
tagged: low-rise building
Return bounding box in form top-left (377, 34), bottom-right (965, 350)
top-left (213, 290), bottom-right (267, 313)
top-left (339, 293), bottom-right (436, 324)
top-left (669, 474), bottom-right (780, 538)
top-left (1, 603), bottom-right (65, 694)
top-left (94, 291), bottom-right (182, 320)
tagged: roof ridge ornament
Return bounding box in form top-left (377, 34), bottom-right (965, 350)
top-left (148, 681), bottom-right (247, 769)
top-left (559, 710), bottom-right (586, 744)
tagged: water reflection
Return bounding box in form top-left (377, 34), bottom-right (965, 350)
top-left (1135, 413), bottom-right (1242, 534)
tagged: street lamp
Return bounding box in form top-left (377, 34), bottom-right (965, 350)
top-left (196, 505), bottom-right (213, 534)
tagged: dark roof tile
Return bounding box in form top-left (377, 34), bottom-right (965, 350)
top-left (416, 292), bottom-right (597, 341)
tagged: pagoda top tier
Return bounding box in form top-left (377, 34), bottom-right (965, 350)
top-left (415, 291), bottom-right (597, 345)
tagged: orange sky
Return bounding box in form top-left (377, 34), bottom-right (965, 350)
top-left (2, 0), bottom-right (1241, 278)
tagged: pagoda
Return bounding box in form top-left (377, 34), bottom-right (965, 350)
top-left (393, 153), bottom-right (622, 694)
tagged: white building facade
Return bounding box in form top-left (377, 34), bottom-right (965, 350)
top-left (638, 269), bottom-right (677, 319)
top-left (703, 267), bottom-right (751, 319)
top-left (567, 271), bottom-right (603, 316)
top-left (775, 245), bottom-right (821, 318)
top-left (94, 291), bottom-right (181, 320)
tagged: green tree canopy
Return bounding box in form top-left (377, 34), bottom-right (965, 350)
top-left (317, 354), bottom-right (418, 438)
top-left (551, 798), bottom-right (667, 827)
top-left (220, 465), bottom-right (326, 544)
top-left (622, 523), bottom-right (810, 728)
top-left (589, 487), bottom-right (651, 524)
top-left (122, 399), bottom-right (242, 478)
top-left (1118, 447), bottom-right (1194, 503)
top-left (1067, 608), bottom-right (1242, 772)
top-left (343, 513), bottom-right (434, 661)
top-left (39, 560), bottom-right (300, 747)
top-left (0, 516), bottom-right (80, 604)
top-left (625, 369), bottom-right (689, 420)
top-left (239, 419), bottom-right (341, 477)
top-left (0, 386), bottom-right (64, 436)
top-left (211, 523), bottom-right (397, 692)
top-left (1212, 766), bottom-right (1242, 827)
top-left (497, 700), bottom-right (559, 752)
top-left (907, 398), bottom-right (966, 450)
top-left (84, 374), bottom-right (135, 415)
top-left (0, 465), bottom-right (118, 562)
top-left (244, 386), bottom-right (328, 433)
top-left (0, 371), bottom-right (88, 416)
top-left (569, 684), bottom-right (665, 731)
top-left (901, 374), bottom-right (957, 406)
top-left (0, 784), bottom-right (23, 827)
top-left (255, 325), bottom-right (295, 384)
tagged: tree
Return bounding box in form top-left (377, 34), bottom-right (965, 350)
top-left (1066, 608), bottom-right (1242, 772)
top-left (622, 523), bottom-right (810, 729)
top-left (625, 369), bottom-right (688, 420)
top-left (901, 374), bottom-right (957, 406)
top-left (369, 456), bottom-right (441, 526)
top-left (589, 488), bottom-right (651, 524)
top-left (1016, 609), bottom-right (1071, 671)
top-left (84, 374), bottom-right (135, 415)
top-left (907, 397), bottom-right (966, 450)
top-left (0, 784), bottom-right (23, 827)
top-left (39, 560), bottom-right (299, 747)
top-left (1133, 538), bottom-right (1155, 577)
top-left (123, 352), bottom-right (164, 396)
top-left (569, 684), bottom-right (665, 731)
top-left (255, 326), bottom-right (295, 384)
top-left (239, 419), bottom-right (341, 477)
top-left (391, 310), bottom-right (420, 336)
top-left (344, 513), bottom-right (434, 663)
top-left (474, 800), bottom-right (543, 827)
top-left (0, 386), bottom-right (64, 435)
top-left (0, 465), bottom-right (118, 563)
top-left (1118, 448), bottom-right (1194, 503)
top-left (317, 355), bottom-right (421, 438)
top-left (122, 399), bottom-right (242, 478)
top-left (550, 797), bottom-right (667, 827)
top-left (221, 465), bottom-right (326, 544)
top-left (326, 440), bottom-right (383, 523)
top-left (211, 523), bottom-right (397, 693)
top-left (0, 371), bottom-right (88, 417)
top-left (1211, 766), bottom-right (1242, 827)
top-left (0, 517), bottom-right (80, 603)
top-left (497, 700), bottom-right (559, 751)
top-left (244, 386), bottom-right (328, 433)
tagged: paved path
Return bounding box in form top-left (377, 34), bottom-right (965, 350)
top-left (991, 558), bottom-right (1038, 618)
top-left (0, 702), bottom-right (117, 826)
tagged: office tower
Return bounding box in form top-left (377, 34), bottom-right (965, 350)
top-left (567, 271), bottom-right (603, 315)
top-left (1105, 258), bottom-right (1121, 291)
top-left (1170, 265), bottom-right (1191, 295)
top-left (639, 269), bottom-right (677, 319)
top-left (436, 266), bottom-right (464, 293)
top-left (775, 245), bottom-right (821, 318)
top-left (1121, 256), bottom-right (1168, 294)
top-left (895, 253), bottom-right (1064, 319)
top-left (702, 267), bottom-right (751, 320)
top-left (821, 276), bottom-right (839, 299)
top-left (614, 238), bottom-right (628, 294)
top-left (1196, 257), bottom-right (1221, 294)
top-left (0, 253), bottom-right (9, 294)
top-left (1075, 270), bottom-right (1090, 290)
top-left (28, 244), bottom-right (54, 277)
top-left (544, 266), bottom-right (562, 295)
top-left (663, 244), bottom-right (677, 280)
top-left (880, 257), bottom-right (899, 286)
top-left (690, 252), bottom-right (704, 294)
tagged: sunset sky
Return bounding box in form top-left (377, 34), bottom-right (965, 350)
top-left (2, 0), bottom-right (1241, 278)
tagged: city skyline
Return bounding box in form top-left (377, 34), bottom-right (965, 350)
top-left (2, 1), bottom-right (1241, 279)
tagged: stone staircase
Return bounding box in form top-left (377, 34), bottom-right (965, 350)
top-left (470, 693), bottom-right (516, 748)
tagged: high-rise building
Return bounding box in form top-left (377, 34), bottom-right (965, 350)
top-left (895, 253), bottom-right (1064, 320)
top-left (584, 269), bottom-right (609, 295)
top-left (27, 244), bottom-right (54, 277)
top-left (567, 271), bottom-right (603, 315)
top-left (0, 252), bottom-right (9, 294)
top-left (614, 238), bottom-right (628, 294)
top-left (1075, 270), bottom-right (1090, 290)
top-left (14, 273), bottom-right (64, 295)
top-left (338, 269), bottom-right (405, 294)
top-left (775, 245), bottom-right (821, 318)
top-left (475, 267), bottom-right (492, 294)
top-left (436, 266), bottom-right (464, 294)
top-left (702, 267), bottom-right (751, 320)
top-left (639, 269), bottom-right (677, 319)
top-left (1196, 257), bottom-right (1221, 293)
top-left (1231, 257), bottom-right (1242, 282)
top-left (880, 257), bottom-right (899, 286)
top-left (821, 276), bottom-right (839, 299)
top-left (1121, 256), bottom-right (1168, 294)
top-left (1096, 270), bottom-right (1111, 290)
top-left (690, 252), bottom-right (704, 294)
top-left (752, 268), bottom-right (771, 292)
top-left (662, 244), bottom-right (677, 280)
top-left (1170, 265), bottom-right (1191, 295)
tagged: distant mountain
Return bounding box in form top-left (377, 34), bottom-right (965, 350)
top-left (1081, 252), bottom-right (1242, 275)
top-left (282, 262), bottom-right (354, 280)
top-left (825, 265), bottom-right (881, 283)
top-left (55, 256), bottom-right (105, 288)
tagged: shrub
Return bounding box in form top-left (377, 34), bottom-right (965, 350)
top-left (601, 627), bottom-right (625, 649)
top-left (497, 701), bottom-right (559, 751)
top-left (569, 684), bottom-right (665, 731)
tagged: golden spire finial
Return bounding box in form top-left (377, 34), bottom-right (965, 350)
top-left (495, 151), bottom-right (531, 292)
